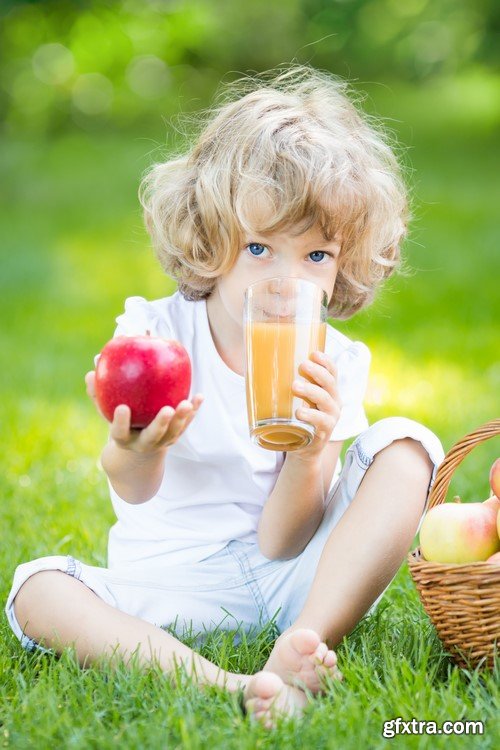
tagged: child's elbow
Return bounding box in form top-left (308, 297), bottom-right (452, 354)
top-left (257, 541), bottom-right (279, 561)
top-left (257, 529), bottom-right (280, 561)
top-left (257, 533), bottom-right (299, 562)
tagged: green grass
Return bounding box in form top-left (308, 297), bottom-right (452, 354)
top-left (1, 608), bottom-right (498, 748)
top-left (1, 79), bottom-right (499, 748)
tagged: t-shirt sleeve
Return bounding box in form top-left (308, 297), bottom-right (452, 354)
top-left (93, 296), bottom-right (169, 368)
top-left (328, 339), bottom-right (371, 442)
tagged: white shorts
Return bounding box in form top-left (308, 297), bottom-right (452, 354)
top-left (4, 417), bottom-right (444, 655)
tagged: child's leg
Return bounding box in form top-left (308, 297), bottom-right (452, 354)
top-left (264, 436), bottom-right (434, 661)
top-left (13, 569), bottom-right (316, 726)
top-left (12, 570), bottom-right (248, 692)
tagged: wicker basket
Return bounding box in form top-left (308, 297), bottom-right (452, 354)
top-left (408, 418), bottom-right (500, 670)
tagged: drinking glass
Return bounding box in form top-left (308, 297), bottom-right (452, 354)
top-left (244, 276), bottom-right (328, 451)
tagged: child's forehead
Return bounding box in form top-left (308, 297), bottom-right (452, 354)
top-left (242, 221), bottom-right (338, 244)
top-left (233, 173), bottom-right (343, 243)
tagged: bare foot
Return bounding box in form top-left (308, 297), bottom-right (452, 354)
top-left (263, 627), bottom-right (342, 694)
top-left (243, 670), bottom-right (310, 729)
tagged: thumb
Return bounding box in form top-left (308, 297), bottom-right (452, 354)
top-left (85, 371), bottom-right (97, 401)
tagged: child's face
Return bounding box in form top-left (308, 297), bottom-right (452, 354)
top-left (214, 223), bottom-right (341, 327)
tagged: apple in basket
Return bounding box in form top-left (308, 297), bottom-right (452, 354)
top-left (419, 495), bottom-right (500, 564)
top-left (490, 457), bottom-right (500, 498)
top-left (488, 457), bottom-right (500, 539)
top-left (95, 332), bottom-right (192, 428)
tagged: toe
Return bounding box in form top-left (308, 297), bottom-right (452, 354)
top-left (255, 671), bottom-right (284, 699)
top-left (313, 642), bottom-right (328, 663)
top-left (323, 664), bottom-right (343, 682)
top-left (245, 670), bottom-right (284, 702)
top-left (323, 649), bottom-right (338, 667)
top-left (290, 628), bottom-right (321, 656)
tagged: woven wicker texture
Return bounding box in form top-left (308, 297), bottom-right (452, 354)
top-left (408, 419), bottom-right (500, 669)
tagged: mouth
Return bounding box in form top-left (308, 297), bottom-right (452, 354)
top-left (263, 309), bottom-right (294, 320)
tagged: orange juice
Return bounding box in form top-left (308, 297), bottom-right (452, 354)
top-left (245, 319), bottom-right (327, 450)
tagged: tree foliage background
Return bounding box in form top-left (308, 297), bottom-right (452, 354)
top-left (1, 0), bottom-right (499, 136)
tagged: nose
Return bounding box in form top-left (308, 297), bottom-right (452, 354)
top-left (267, 276), bottom-right (297, 297)
top-left (270, 263), bottom-right (301, 282)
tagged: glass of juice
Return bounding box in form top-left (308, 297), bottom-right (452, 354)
top-left (244, 276), bottom-right (328, 451)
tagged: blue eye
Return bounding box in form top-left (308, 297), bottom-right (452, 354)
top-left (246, 242), bottom-right (267, 256)
top-left (309, 251), bottom-right (327, 263)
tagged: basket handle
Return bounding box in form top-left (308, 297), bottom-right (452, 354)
top-left (426, 418), bottom-right (500, 510)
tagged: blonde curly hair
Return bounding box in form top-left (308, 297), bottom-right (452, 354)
top-left (139, 64), bottom-right (410, 319)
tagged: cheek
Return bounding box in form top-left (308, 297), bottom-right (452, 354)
top-left (218, 274), bottom-right (247, 323)
top-left (320, 271), bottom-right (336, 303)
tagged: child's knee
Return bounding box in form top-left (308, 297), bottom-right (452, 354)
top-left (13, 570), bottom-right (68, 631)
top-left (394, 437), bottom-right (434, 471)
top-left (375, 436), bottom-right (434, 485)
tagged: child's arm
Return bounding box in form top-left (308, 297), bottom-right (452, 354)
top-left (100, 438), bottom-right (168, 504)
top-left (257, 441), bottom-right (343, 560)
top-left (258, 350), bottom-right (344, 560)
top-left (85, 370), bottom-right (203, 504)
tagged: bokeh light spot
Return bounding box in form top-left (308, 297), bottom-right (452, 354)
top-left (125, 55), bottom-right (170, 99)
top-left (72, 73), bottom-right (113, 115)
top-left (33, 43), bottom-right (75, 85)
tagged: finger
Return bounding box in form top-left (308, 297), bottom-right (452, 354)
top-left (85, 371), bottom-right (97, 399)
top-left (310, 351), bottom-right (337, 378)
top-left (187, 398), bottom-right (203, 419)
top-left (140, 396), bottom-right (204, 449)
top-left (138, 405), bottom-right (176, 445)
top-left (178, 404), bottom-right (199, 434)
top-left (160, 396), bottom-right (203, 443)
top-left (171, 399), bottom-right (194, 421)
top-left (298, 359), bottom-right (337, 397)
top-left (166, 400), bottom-right (195, 438)
top-left (143, 400), bottom-right (193, 447)
top-left (191, 393), bottom-right (204, 409)
top-left (110, 404), bottom-right (131, 442)
top-left (293, 380), bottom-right (338, 413)
top-left (295, 406), bottom-right (338, 440)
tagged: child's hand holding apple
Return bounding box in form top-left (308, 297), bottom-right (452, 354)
top-left (85, 333), bottom-right (204, 454)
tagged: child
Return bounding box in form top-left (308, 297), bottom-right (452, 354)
top-left (5, 64), bottom-right (444, 728)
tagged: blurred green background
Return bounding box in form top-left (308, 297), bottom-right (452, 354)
top-left (1, 0), bottom-right (499, 568)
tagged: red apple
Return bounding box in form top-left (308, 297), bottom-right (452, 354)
top-left (486, 551), bottom-right (500, 565)
top-left (95, 332), bottom-right (191, 428)
top-left (419, 496), bottom-right (500, 564)
top-left (489, 457), bottom-right (500, 499)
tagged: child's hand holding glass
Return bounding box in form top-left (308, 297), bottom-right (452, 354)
top-left (291, 350), bottom-right (342, 461)
top-left (85, 370), bottom-right (204, 454)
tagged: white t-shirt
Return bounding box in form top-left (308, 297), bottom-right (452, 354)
top-left (95, 292), bottom-right (371, 569)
